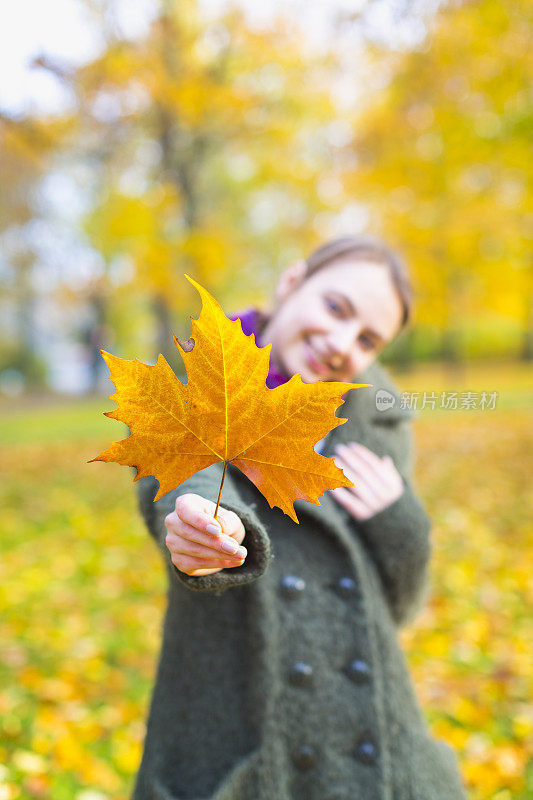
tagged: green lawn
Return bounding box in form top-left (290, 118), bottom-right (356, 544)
top-left (0, 360), bottom-right (531, 799)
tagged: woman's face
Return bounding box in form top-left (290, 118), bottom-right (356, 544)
top-left (261, 258), bottom-right (404, 383)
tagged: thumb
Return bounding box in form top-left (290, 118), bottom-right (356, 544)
top-left (216, 506), bottom-right (246, 545)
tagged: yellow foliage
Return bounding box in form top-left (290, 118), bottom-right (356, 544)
top-left (1, 378), bottom-right (532, 799)
top-left (349, 0), bottom-right (533, 328)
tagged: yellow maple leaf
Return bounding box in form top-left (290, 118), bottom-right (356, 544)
top-left (88, 275), bottom-right (371, 523)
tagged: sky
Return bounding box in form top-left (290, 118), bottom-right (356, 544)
top-left (0, 0), bottom-right (156, 115)
top-left (0, 0), bottom-right (427, 116)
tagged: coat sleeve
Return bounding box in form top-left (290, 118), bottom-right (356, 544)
top-left (135, 462), bottom-right (272, 595)
top-left (349, 418), bottom-right (432, 628)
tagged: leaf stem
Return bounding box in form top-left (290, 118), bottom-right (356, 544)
top-left (214, 460), bottom-right (228, 520)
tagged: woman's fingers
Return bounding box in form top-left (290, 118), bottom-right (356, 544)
top-left (347, 442), bottom-right (382, 464)
top-left (331, 442), bottom-right (405, 519)
top-left (175, 494), bottom-right (225, 534)
top-left (164, 493), bottom-right (248, 575)
top-left (167, 516), bottom-right (243, 555)
top-left (334, 460), bottom-right (379, 505)
top-left (171, 552), bottom-right (246, 574)
top-left (165, 528), bottom-right (246, 575)
top-left (166, 529), bottom-right (246, 561)
top-left (334, 449), bottom-right (391, 504)
top-left (337, 445), bottom-right (402, 491)
top-left (339, 445), bottom-right (398, 489)
top-left (329, 486), bottom-right (373, 520)
top-left (176, 494), bottom-right (245, 542)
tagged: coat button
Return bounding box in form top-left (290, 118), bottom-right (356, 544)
top-left (345, 659), bottom-right (371, 684)
top-left (292, 744), bottom-right (317, 770)
top-left (288, 661), bottom-right (313, 686)
top-left (333, 576), bottom-right (358, 598)
top-left (353, 740), bottom-right (377, 765)
top-left (280, 575), bottom-right (306, 598)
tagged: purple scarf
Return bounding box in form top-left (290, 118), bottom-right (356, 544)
top-left (227, 307), bottom-right (290, 389)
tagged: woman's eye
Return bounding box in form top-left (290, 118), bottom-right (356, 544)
top-left (360, 335), bottom-right (376, 350)
top-left (325, 297), bottom-right (343, 315)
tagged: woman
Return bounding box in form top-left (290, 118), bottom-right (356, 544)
top-left (132, 235), bottom-right (466, 800)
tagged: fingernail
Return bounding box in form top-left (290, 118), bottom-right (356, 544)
top-left (236, 546), bottom-right (247, 559)
top-left (219, 537), bottom-right (239, 554)
top-left (206, 522), bottom-right (221, 535)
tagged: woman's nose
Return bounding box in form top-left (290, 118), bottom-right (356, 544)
top-left (327, 323), bottom-right (362, 370)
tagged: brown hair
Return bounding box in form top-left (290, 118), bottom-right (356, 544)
top-left (257, 234), bottom-right (413, 338)
top-left (304, 234), bottom-right (413, 328)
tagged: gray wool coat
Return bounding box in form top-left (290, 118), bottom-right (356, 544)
top-left (131, 360), bottom-right (467, 800)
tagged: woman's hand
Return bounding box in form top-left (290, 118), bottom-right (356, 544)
top-left (330, 442), bottom-right (404, 521)
top-left (165, 493), bottom-right (247, 577)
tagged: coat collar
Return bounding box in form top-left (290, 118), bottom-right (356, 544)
top-left (294, 360), bottom-right (412, 528)
top-left (248, 356), bottom-right (409, 464)
top-left (324, 360), bottom-right (413, 451)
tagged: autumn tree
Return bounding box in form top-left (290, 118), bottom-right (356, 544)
top-left (0, 114), bottom-right (75, 387)
top-left (345, 0), bottom-right (533, 361)
top-left (35, 0), bottom-right (345, 368)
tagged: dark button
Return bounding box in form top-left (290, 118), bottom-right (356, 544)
top-left (292, 744), bottom-right (317, 770)
top-left (280, 575), bottom-right (306, 598)
top-left (333, 576), bottom-right (358, 598)
top-left (354, 740), bottom-right (377, 765)
top-left (288, 661), bottom-right (313, 686)
top-left (345, 659), bottom-right (371, 684)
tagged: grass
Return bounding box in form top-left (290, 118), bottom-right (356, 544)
top-left (0, 397), bottom-right (121, 446)
top-left (0, 360), bottom-right (531, 799)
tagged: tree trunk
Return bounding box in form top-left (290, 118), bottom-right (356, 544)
top-left (152, 292), bottom-right (175, 366)
top-left (85, 292), bottom-right (108, 395)
top-left (392, 327), bottom-right (417, 371)
top-left (13, 252), bottom-right (46, 390)
top-left (439, 326), bottom-right (462, 364)
top-left (149, 11), bottom-right (211, 365)
top-left (521, 291), bottom-right (533, 362)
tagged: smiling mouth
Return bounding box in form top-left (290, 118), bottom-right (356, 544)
top-left (303, 339), bottom-right (332, 375)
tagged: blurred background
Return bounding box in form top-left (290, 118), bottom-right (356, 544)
top-left (0, 0), bottom-right (531, 798)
